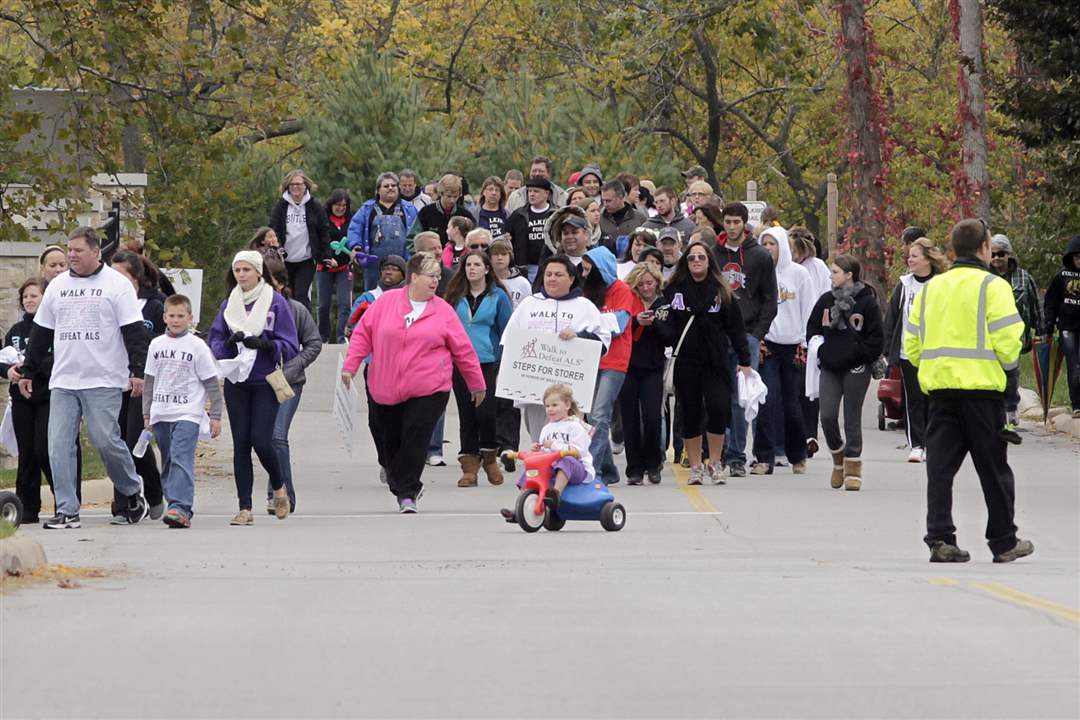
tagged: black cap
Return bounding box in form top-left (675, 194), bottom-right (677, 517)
top-left (901, 226), bottom-right (926, 244)
top-left (525, 177), bottom-right (553, 193)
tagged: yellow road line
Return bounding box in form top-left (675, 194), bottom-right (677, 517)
top-left (927, 576), bottom-right (959, 586)
top-left (970, 582), bottom-right (1080, 625)
top-left (670, 463), bottom-right (719, 514)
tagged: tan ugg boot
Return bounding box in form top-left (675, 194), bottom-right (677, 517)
top-left (457, 454), bottom-right (480, 487)
top-left (830, 447), bottom-right (846, 489)
top-left (481, 450), bottom-right (504, 485)
top-left (844, 457), bottom-right (862, 491)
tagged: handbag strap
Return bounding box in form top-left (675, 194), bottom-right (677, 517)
top-left (672, 315), bottom-right (694, 360)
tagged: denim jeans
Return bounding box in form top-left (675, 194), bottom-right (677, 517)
top-left (1060, 330), bottom-right (1080, 412)
top-left (223, 381), bottom-right (283, 510)
top-left (723, 334), bottom-right (760, 466)
top-left (428, 407), bottom-right (447, 457)
top-left (269, 383), bottom-right (304, 506)
top-left (48, 387), bottom-right (142, 517)
top-left (587, 369), bottom-right (626, 484)
top-left (752, 343), bottom-right (807, 466)
top-left (316, 270), bottom-right (352, 343)
top-left (154, 420), bottom-right (200, 517)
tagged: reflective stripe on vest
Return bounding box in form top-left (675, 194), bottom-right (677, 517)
top-left (916, 272), bottom-right (1019, 362)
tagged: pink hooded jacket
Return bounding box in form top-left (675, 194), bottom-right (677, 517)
top-left (342, 287), bottom-right (485, 405)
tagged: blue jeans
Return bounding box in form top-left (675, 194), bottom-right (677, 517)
top-left (269, 383), bottom-right (304, 506)
top-left (723, 334), bottom-right (760, 466)
top-left (428, 410), bottom-right (446, 457)
top-left (316, 270), bottom-right (351, 343)
top-left (752, 343), bottom-right (807, 466)
top-left (587, 369), bottom-right (626, 485)
top-left (154, 420), bottom-right (200, 517)
top-left (223, 381), bottom-right (283, 510)
top-left (48, 387), bottom-right (142, 517)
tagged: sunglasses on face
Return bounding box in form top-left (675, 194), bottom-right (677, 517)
top-left (992, 251), bottom-right (1008, 258)
top-left (469, 244), bottom-right (489, 250)
top-left (687, 254), bottom-right (709, 261)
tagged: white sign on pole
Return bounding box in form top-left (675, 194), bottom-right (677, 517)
top-left (742, 201), bottom-right (768, 228)
top-left (160, 268), bottom-right (204, 326)
top-left (332, 355), bottom-right (359, 455)
top-left (496, 328), bottom-right (603, 413)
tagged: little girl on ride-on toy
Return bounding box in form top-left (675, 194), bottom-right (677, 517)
top-left (500, 383), bottom-right (593, 523)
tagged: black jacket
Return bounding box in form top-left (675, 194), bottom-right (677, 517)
top-left (883, 273), bottom-right (932, 366)
top-left (508, 205), bottom-right (556, 269)
top-left (269, 197), bottom-right (331, 264)
top-left (1, 314), bottom-right (51, 403)
top-left (416, 201), bottom-right (474, 246)
top-left (324, 214), bottom-right (352, 268)
top-left (657, 278), bottom-right (750, 378)
top-left (712, 233), bottom-right (778, 340)
top-left (628, 296), bottom-right (667, 371)
top-left (807, 284), bottom-right (884, 372)
top-left (1043, 234), bottom-right (1080, 334)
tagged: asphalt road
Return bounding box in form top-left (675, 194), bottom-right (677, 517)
top-left (3, 346), bottom-right (1078, 719)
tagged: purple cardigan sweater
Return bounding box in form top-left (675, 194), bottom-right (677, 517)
top-left (209, 291), bottom-right (300, 383)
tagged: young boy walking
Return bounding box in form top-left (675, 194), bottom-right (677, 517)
top-left (142, 295), bottom-right (222, 527)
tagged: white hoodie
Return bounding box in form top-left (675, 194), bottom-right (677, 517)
top-left (761, 227), bottom-right (814, 345)
top-left (283, 190), bottom-right (312, 262)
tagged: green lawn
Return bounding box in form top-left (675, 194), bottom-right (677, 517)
top-left (1018, 351), bottom-right (1072, 408)
top-left (0, 428), bottom-right (106, 490)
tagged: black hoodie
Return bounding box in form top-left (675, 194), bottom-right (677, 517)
top-left (1043, 234), bottom-right (1080, 334)
top-left (712, 232), bottom-right (778, 340)
top-left (0, 314), bottom-right (52, 403)
top-left (806, 284), bottom-right (884, 372)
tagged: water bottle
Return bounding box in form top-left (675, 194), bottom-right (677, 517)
top-left (133, 429), bottom-right (152, 458)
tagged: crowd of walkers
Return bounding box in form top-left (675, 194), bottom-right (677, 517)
top-left (3, 158), bottom-right (1077, 563)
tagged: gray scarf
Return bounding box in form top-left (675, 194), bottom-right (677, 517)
top-left (829, 282), bottom-right (864, 330)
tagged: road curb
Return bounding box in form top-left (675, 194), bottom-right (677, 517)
top-left (0, 534), bottom-right (47, 574)
top-left (39, 478), bottom-right (115, 512)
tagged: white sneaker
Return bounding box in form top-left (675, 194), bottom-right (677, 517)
top-left (426, 454), bottom-right (445, 467)
top-left (687, 465), bottom-right (705, 485)
top-left (907, 447), bottom-right (924, 463)
top-left (612, 441), bottom-right (624, 455)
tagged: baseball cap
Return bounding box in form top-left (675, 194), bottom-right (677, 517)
top-left (681, 165), bottom-right (707, 178)
top-left (562, 215), bottom-right (588, 230)
top-left (657, 227), bottom-right (681, 243)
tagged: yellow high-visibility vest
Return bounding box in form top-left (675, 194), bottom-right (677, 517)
top-left (904, 263), bottom-right (1023, 393)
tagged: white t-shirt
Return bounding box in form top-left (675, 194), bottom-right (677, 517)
top-left (538, 417), bottom-right (595, 480)
top-left (405, 299), bottom-right (428, 328)
top-left (145, 332), bottom-right (220, 424)
top-left (34, 265), bottom-right (143, 390)
top-left (500, 275), bottom-right (533, 309)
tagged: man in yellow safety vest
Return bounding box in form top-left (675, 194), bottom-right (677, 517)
top-left (904, 218), bottom-right (1035, 564)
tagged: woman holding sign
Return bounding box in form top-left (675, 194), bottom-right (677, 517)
top-left (500, 255), bottom-right (611, 442)
top-left (657, 240), bottom-right (752, 487)
top-left (341, 252), bottom-right (485, 514)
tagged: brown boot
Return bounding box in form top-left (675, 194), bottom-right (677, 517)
top-left (830, 447), bottom-right (846, 489)
top-left (844, 457), bottom-right (862, 491)
top-left (481, 450), bottom-right (504, 485)
top-left (457, 454), bottom-right (480, 487)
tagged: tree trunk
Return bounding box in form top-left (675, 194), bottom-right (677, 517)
top-left (954, 0), bottom-right (991, 221)
top-left (839, 0), bottom-right (888, 298)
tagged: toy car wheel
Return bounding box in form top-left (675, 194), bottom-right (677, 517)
top-left (515, 490), bottom-right (544, 533)
top-left (600, 502), bottom-right (626, 532)
top-left (0, 491), bottom-right (24, 528)
top-left (877, 403), bottom-right (886, 431)
top-left (543, 509), bottom-right (566, 532)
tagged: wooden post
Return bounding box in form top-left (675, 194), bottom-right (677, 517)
top-left (746, 180), bottom-right (757, 201)
top-left (826, 173), bottom-right (838, 259)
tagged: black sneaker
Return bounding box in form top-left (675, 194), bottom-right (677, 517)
top-left (627, 475), bottom-right (644, 486)
top-left (806, 438), bottom-right (819, 458)
top-left (500, 507), bottom-right (516, 523)
top-left (993, 538), bottom-right (1034, 563)
top-left (124, 491), bottom-right (148, 524)
top-left (1000, 423), bottom-right (1022, 445)
top-left (728, 463), bottom-right (747, 478)
top-left (501, 454), bottom-right (516, 473)
top-left (646, 469), bottom-right (662, 485)
top-left (43, 513), bottom-right (81, 529)
top-left (929, 541), bottom-right (971, 563)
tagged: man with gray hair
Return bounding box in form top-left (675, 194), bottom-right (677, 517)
top-left (346, 171), bottom-right (419, 291)
top-left (17, 227), bottom-right (151, 528)
top-left (990, 233), bottom-right (1042, 430)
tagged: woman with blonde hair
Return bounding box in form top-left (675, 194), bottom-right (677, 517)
top-left (268, 169), bottom-right (331, 309)
top-left (884, 237), bottom-right (949, 463)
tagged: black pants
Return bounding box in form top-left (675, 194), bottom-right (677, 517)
top-left (619, 366), bottom-right (664, 477)
top-left (112, 390), bottom-right (163, 512)
top-left (371, 392), bottom-right (449, 501)
top-left (452, 363), bottom-right (498, 455)
top-left (11, 400), bottom-right (52, 520)
top-left (924, 393), bottom-right (1018, 555)
top-left (1062, 330), bottom-right (1080, 412)
top-left (286, 259), bottom-right (317, 310)
top-left (224, 381), bottom-right (283, 510)
top-left (363, 367), bottom-right (387, 469)
top-left (900, 359), bottom-right (929, 449)
top-left (495, 397), bottom-right (521, 454)
top-left (798, 366), bottom-right (819, 440)
top-left (675, 361), bottom-right (730, 438)
top-left (671, 395), bottom-right (708, 460)
top-left (753, 343), bottom-right (807, 465)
